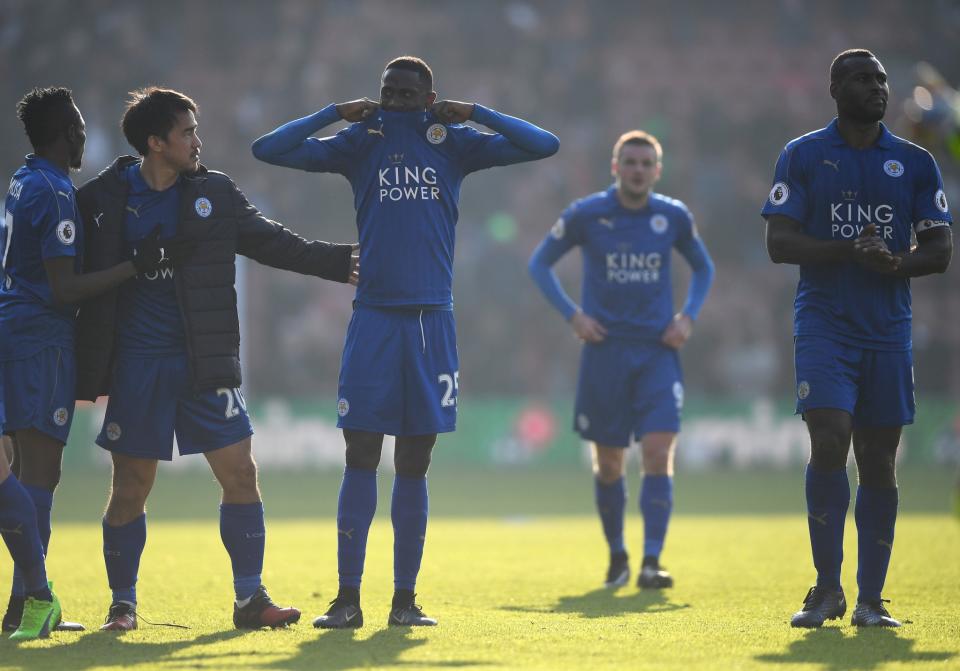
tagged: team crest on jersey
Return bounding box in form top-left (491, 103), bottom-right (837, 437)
top-left (550, 217), bottom-right (566, 239)
top-left (883, 160), bottom-right (904, 177)
top-left (650, 214), bottom-right (669, 234)
top-left (52, 407), bottom-right (69, 427)
top-left (426, 124), bottom-right (447, 145)
top-left (56, 220), bottom-right (75, 245)
top-left (673, 381), bottom-right (684, 410)
top-left (797, 381), bottom-right (810, 400)
top-left (106, 422), bottom-right (122, 441)
top-left (576, 413), bottom-right (590, 432)
top-left (769, 182), bottom-right (789, 206)
top-left (935, 189), bottom-right (949, 213)
top-left (337, 398), bottom-right (350, 417)
top-left (194, 197), bottom-right (213, 218)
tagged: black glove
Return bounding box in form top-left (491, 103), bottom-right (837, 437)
top-left (132, 228), bottom-right (196, 274)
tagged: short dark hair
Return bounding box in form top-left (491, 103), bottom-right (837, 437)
top-left (612, 130), bottom-right (662, 162)
top-left (15, 86), bottom-right (78, 151)
top-left (384, 56), bottom-right (433, 91)
top-left (830, 49), bottom-right (877, 84)
top-left (121, 87), bottom-right (198, 156)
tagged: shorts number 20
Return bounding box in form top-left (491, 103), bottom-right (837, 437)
top-left (217, 387), bottom-right (247, 419)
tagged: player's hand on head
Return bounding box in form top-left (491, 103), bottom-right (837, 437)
top-left (336, 99), bottom-right (379, 122)
top-left (661, 313), bottom-right (693, 350)
top-left (431, 100), bottom-right (474, 125)
top-left (349, 243), bottom-right (360, 286)
top-left (571, 310), bottom-right (607, 344)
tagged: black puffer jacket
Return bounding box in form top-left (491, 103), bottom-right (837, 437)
top-left (75, 155), bottom-right (352, 400)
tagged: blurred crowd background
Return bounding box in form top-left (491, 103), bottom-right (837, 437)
top-left (2, 0), bottom-right (960, 403)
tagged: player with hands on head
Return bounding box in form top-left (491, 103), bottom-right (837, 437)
top-left (528, 130), bottom-right (714, 591)
top-left (763, 49), bottom-right (952, 629)
top-left (253, 54), bottom-right (558, 629)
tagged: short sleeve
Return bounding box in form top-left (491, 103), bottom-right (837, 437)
top-left (27, 184), bottom-right (78, 260)
top-left (912, 150), bottom-right (952, 232)
top-left (761, 145), bottom-right (810, 223)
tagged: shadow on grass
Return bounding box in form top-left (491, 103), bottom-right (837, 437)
top-left (262, 626), bottom-right (484, 670)
top-left (756, 627), bottom-right (955, 670)
top-left (0, 629), bottom-right (250, 670)
top-left (503, 586), bottom-right (691, 619)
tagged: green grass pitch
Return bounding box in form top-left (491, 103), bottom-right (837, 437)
top-left (0, 468), bottom-right (958, 670)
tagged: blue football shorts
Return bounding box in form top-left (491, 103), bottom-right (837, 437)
top-left (96, 353), bottom-right (253, 460)
top-left (794, 335), bottom-right (914, 427)
top-left (0, 346), bottom-right (75, 443)
top-left (337, 305), bottom-right (459, 436)
top-left (574, 339), bottom-right (683, 447)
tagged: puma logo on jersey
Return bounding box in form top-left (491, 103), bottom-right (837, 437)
top-left (57, 190), bottom-right (71, 199)
top-left (597, 217), bottom-right (614, 228)
top-left (93, 212), bottom-right (104, 228)
top-left (808, 512), bottom-right (828, 526)
top-left (822, 159), bottom-right (840, 172)
top-left (367, 125), bottom-right (385, 138)
top-left (126, 205), bottom-right (142, 218)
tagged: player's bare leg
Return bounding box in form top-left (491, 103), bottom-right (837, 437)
top-left (389, 435), bottom-right (437, 626)
top-left (207, 438), bottom-right (300, 629)
top-left (637, 432), bottom-right (677, 588)
top-left (314, 430), bottom-right (383, 629)
top-left (850, 426), bottom-right (902, 627)
top-left (791, 408), bottom-right (851, 628)
top-left (100, 453), bottom-right (158, 631)
top-left (592, 444), bottom-right (630, 587)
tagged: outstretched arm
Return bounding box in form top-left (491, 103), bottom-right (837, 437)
top-left (251, 99), bottom-right (375, 172)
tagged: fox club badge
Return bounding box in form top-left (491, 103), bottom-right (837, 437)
top-left (426, 124), bottom-right (447, 145)
top-left (195, 197), bottom-right (213, 218)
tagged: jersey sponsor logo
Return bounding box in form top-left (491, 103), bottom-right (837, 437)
top-left (56, 220), bottom-right (76, 245)
top-left (769, 182), bottom-right (789, 206)
top-left (426, 123), bottom-right (447, 145)
top-left (195, 197), bottom-right (213, 218)
top-left (606, 251), bottom-right (661, 284)
top-left (830, 193), bottom-right (894, 239)
top-left (378, 164), bottom-right (440, 202)
top-left (883, 160), bottom-right (904, 177)
top-left (797, 380), bottom-right (810, 400)
top-left (8, 178), bottom-right (23, 201)
top-left (337, 398), bottom-right (350, 417)
top-left (821, 158), bottom-right (840, 172)
top-left (673, 381), bottom-right (684, 410)
top-left (550, 217), bottom-right (565, 239)
top-left (52, 407), bottom-right (69, 427)
top-left (106, 422), bottom-right (122, 441)
top-left (650, 214), bottom-right (668, 234)
top-left (935, 189), bottom-right (949, 213)
top-left (142, 267), bottom-right (175, 281)
top-left (576, 413), bottom-right (590, 432)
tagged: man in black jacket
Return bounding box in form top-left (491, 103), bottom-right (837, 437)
top-left (75, 87), bottom-right (357, 631)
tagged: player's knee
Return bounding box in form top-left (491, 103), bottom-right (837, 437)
top-left (593, 454), bottom-right (624, 483)
top-left (222, 458), bottom-right (259, 495)
top-left (856, 450), bottom-right (898, 488)
top-left (345, 441), bottom-right (382, 472)
top-left (394, 444), bottom-right (433, 478)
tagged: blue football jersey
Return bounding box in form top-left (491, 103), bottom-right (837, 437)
top-left (762, 119), bottom-right (952, 350)
top-left (533, 187), bottom-right (704, 341)
top-left (0, 155), bottom-right (81, 360)
top-left (253, 104), bottom-right (558, 308)
top-left (115, 162), bottom-right (185, 356)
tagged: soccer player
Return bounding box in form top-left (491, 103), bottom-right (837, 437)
top-left (528, 131), bottom-right (714, 590)
top-left (74, 87), bottom-right (358, 631)
top-left (763, 49), bottom-right (952, 628)
top-left (2, 87), bottom-right (172, 634)
top-left (252, 55), bottom-right (559, 627)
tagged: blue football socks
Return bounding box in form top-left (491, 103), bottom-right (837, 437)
top-left (220, 502), bottom-right (265, 602)
top-left (594, 477), bottom-right (627, 555)
top-left (0, 475), bottom-right (48, 597)
top-left (11, 483), bottom-right (53, 598)
top-left (805, 465), bottom-right (850, 591)
top-left (855, 485), bottom-right (898, 603)
top-left (392, 475), bottom-right (429, 591)
top-left (103, 514), bottom-right (147, 605)
top-left (640, 474), bottom-right (673, 559)
top-left (337, 467), bottom-right (378, 589)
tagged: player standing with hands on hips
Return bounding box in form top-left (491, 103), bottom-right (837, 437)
top-left (253, 55), bottom-right (558, 628)
top-left (528, 130), bottom-right (714, 590)
top-left (763, 49), bottom-right (952, 628)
